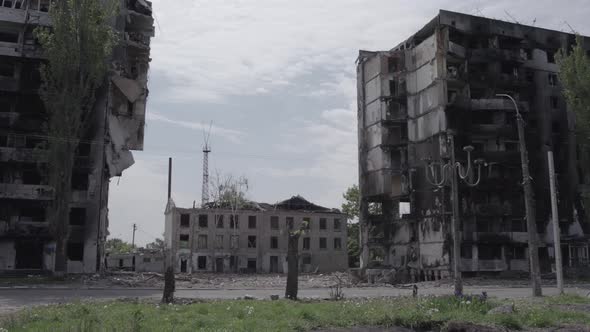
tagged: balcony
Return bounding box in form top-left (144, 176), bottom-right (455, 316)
top-left (0, 146), bottom-right (47, 163)
top-left (448, 41), bottom-right (466, 58)
top-left (0, 220), bottom-right (50, 238)
top-left (470, 48), bottom-right (526, 63)
top-left (0, 183), bottom-right (54, 200)
top-left (478, 259), bottom-right (508, 271)
top-left (0, 76), bottom-right (18, 92)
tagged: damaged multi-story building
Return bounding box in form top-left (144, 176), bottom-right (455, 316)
top-left (164, 196), bottom-right (348, 274)
top-left (357, 10), bottom-right (590, 281)
top-left (0, 0), bottom-right (154, 273)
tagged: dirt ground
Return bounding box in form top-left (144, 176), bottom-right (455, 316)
top-left (1, 271), bottom-right (589, 290)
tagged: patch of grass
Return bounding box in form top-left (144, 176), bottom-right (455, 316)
top-left (1, 295), bottom-right (590, 332)
top-left (544, 293), bottom-right (590, 305)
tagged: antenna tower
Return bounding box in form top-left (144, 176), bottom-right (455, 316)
top-left (201, 122), bottom-right (212, 206)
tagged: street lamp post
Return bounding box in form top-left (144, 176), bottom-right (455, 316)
top-left (496, 94), bottom-right (542, 297)
top-left (425, 133), bottom-right (486, 296)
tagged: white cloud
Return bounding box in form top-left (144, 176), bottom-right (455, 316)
top-left (147, 112), bottom-right (245, 143)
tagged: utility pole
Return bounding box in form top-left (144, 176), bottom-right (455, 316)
top-left (202, 122), bottom-right (212, 206)
top-left (496, 94), bottom-right (542, 297)
top-left (132, 223), bottom-right (137, 248)
top-left (548, 151), bottom-right (564, 294)
top-left (449, 133), bottom-right (463, 295)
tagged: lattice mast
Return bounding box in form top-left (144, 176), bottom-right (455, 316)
top-left (201, 122), bottom-right (212, 206)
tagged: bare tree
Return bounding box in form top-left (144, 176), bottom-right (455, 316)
top-left (285, 221), bottom-right (308, 300)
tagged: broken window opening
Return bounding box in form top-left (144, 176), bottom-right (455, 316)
top-left (180, 214), bottom-right (190, 228)
top-left (472, 111), bottom-right (495, 125)
top-left (302, 217), bottom-right (311, 230)
top-left (22, 169), bottom-right (43, 185)
top-left (286, 217), bottom-right (294, 230)
top-left (230, 215), bottom-right (239, 229)
top-left (505, 141), bottom-right (519, 152)
top-left (248, 215), bottom-right (256, 229)
top-left (319, 237), bottom-right (327, 250)
top-left (230, 235), bottom-right (239, 249)
top-left (548, 73), bottom-right (558, 86)
top-left (215, 215), bottom-right (224, 228)
top-left (547, 50), bottom-right (556, 63)
top-left (461, 244), bottom-right (473, 259)
top-left (334, 238), bottom-right (342, 250)
top-left (179, 234), bottom-right (189, 248)
top-left (197, 256), bottom-right (206, 270)
top-left (0, 31), bottom-right (18, 43)
top-left (71, 172), bottom-right (88, 191)
top-left (302, 254), bottom-right (311, 265)
top-left (333, 218), bottom-right (341, 231)
top-left (247, 235), bottom-right (257, 248)
top-left (507, 246), bottom-right (526, 260)
top-left (270, 216), bottom-right (279, 230)
top-left (550, 96), bottom-right (559, 109)
top-left (69, 207), bottom-right (86, 226)
top-left (197, 234), bottom-right (207, 249)
top-left (478, 245), bottom-right (502, 260)
top-left (67, 242), bottom-right (84, 261)
top-left (198, 214), bottom-right (208, 228)
top-left (0, 63), bottom-right (14, 77)
top-left (270, 236), bottom-right (278, 249)
top-left (302, 237), bottom-right (310, 251)
top-left (319, 218), bottom-right (327, 230)
top-left (215, 235), bottom-right (223, 249)
top-left (143, 257), bottom-right (151, 263)
top-left (19, 206), bottom-right (45, 222)
top-left (247, 258), bottom-right (256, 272)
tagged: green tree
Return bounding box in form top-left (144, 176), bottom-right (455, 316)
top-left (105, 238), bottom-right (134, 254)
top-left (145, 238), bottom-right (165, 252)
top-left (35, 0), bottom-right (117, 275)
top-left (342, 185), bottom-right (360, 267)
top-left (556, 36), bottom-right (590, 135)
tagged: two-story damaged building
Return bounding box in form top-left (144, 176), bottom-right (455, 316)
top-left (0, 0), bottom-right (154, 273)
top-left (164, 196), bottom-right (348, 274)
top-left (357, 10), bottom-right (590, 281)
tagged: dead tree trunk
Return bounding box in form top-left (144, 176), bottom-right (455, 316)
top-left (162, 250), bottom-right (175, 303)
top-left (285, 232), bottom-right (300, 300)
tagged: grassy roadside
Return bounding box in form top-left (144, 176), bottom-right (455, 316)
top-left (1, 294), bottom-right (589, 331)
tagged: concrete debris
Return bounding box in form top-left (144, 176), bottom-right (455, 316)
top-left (111, 75), bottom-right (143, 103)
top-left (487, 304), bottom-right (515, 315)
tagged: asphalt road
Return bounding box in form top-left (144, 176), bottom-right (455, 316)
top-left (0, 286), bottom-right (588, 314)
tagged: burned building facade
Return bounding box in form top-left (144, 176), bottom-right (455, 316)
top-left (0, 0), bottom-right (154, 273)
top-left (164, 196), bottom-right (348, 274)
top-left (357, 10), bottom-right (590, 280)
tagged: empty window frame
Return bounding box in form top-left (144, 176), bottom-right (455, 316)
top-left (0, 31), bottom-right (19, 43)
top-left (248, 215), bottom-right (256, 229)
top-left (286, 217), bottom-right (294, 230)
top-left (333, 218), bottom-right (341, 231)
top-left (197, 256), bottom-right (207, 269)
top-left (302, 237), bottom-right (310, 250)
top-left (179, 234), bottom-right (189, 248)
top-left (319, 237), bottom-right (327, 250)
top-left (270, 236), bottom-right (278, 249)
top-left (197, 234), bottom-right (208, 249)
top-left (247, 235), bottom-right (257, 248)
top-left (478, 245), bottom-right (502, 260)
top-left (19, 206), bottom-right (45, 222)
top-left (230, 235), bottom-right (239, 249)
top-left (319, 218), bottom-right (327, 230)
top-left (0, 63), bottom-right (14, 77)
top-left (67, 242), bottom-right (84, 261)
top-left (216, 215), bottom-right (224, 228)
top-left (548, 73), bottom-right (558, 86)
top-left (198, 214), bottom-right (208, 228)
top-left (71, 172), bottom-right (88, 191)
top-left (333, 238), bottom-right (342, 250)
top-left (550, 96), bottom-right (559, 109)
top-left (69, 207), bottom-right (86, 226)
top-left (270, 216), bottom-right (279, 230)
top-left (215, 235), bottom-right (224, 249)
top-left (461, 244), bottom-right (473, 259)
top-left (230, 215), bottom-right (239, 229)
top-left (302, 255), bottom-right (311, 265)
top-left (180, 214), bottom-right (190, 228)
top-left (302, 217), bottom-right (311, 230)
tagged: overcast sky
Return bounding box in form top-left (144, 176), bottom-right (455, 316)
top-left (107, 0), bottom-right (590, 245)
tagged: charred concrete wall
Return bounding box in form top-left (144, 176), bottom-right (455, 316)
top-left (358, 9), bottom-right (590, 280)
top-left (0, 0), bottom-right (154, 274)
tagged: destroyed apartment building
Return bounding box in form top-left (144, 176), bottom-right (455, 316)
top-left (164, 196), bottom-right (348, 274)
top-left (357, 10), bottom-right (590, 280)
top-left (0, 0), bottom-right (154, 273)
